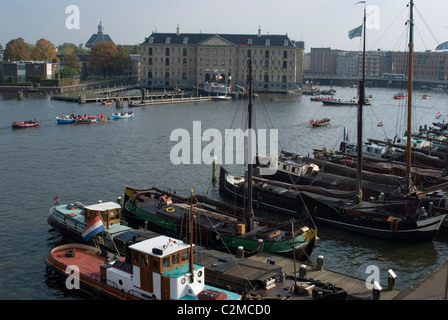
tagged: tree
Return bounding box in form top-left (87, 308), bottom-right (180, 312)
top-left (32, 38), bottom-right (58, 61)
top-left (89, 42), bottom-right (130, 79)
top-left (60, 66), bottom-right (79, 78)
top-left (3, 38), bottom-right (31, 61)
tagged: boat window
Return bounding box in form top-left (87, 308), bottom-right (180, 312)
top-left (181, 249), bottom-right (188, 262)
top-left (172, 253), bottom-right (179, 265)
top-left (153, 258), bottom-right (160, 272)
top-left (163, 257), bottom-right (170, 269)
top-left (133, 251), bottom-right (140, 264)
top-left (141, 254), bottom-right (148, 266)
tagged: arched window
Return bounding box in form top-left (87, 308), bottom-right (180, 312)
top-left (148, 71), bottom-right (153, 79)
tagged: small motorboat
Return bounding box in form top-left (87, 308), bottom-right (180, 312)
top-left (422, 94), bottom-right (430, 100)
top-left (56, 115), bottom-right (75, 124)
top-left (394, 93), bottom-right (406, 100)
top-left (112, 112), bottom-right (134, 119)
top-left (309, 118), bottom-right (330, 127)
top-left (12, 119), bottom-right (40, 128)
top-left (102, 100), bottom-right (114, 106)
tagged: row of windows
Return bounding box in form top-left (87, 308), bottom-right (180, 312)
top-left (143, 57), bottom-right (292, 69)
top-left (144, 47), bottom-right (292, 59)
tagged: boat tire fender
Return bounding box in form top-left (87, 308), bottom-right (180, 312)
top-left (165, 206), bottom-right (175, 213)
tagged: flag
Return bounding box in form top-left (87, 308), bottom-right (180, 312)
top-left (436, 112), bottom-right (441, 119)
top-left (436, 41), bottom-right (448, 51)
top-left (82, 215), bottom-right (105, 241)
top-left (343, 127), bottom-right (349, 141)
top-left (53, 195), bottom-right (60, 205)
top-left (377, 121), bottom-right (383, 127)
top-left (348, 25), bottom-right (363, 39)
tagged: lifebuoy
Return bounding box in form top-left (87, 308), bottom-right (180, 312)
top-left (165, 206), bottom-right (175, 213)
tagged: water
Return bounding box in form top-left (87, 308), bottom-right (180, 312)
top-left (1, 86), bottom-right (448, 300)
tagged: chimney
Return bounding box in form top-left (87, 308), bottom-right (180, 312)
top-left (177, 24), bottom-right (180, 36)
top-left (258, 26), bottom-right (262, 37)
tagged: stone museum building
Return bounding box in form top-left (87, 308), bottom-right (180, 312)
top-left (140, 27), bottom-right (304, 92)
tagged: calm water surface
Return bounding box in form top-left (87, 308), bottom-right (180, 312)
top-left (1, 86), bottom-right (448, 299)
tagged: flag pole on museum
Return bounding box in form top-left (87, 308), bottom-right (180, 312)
top-left (348, 25), bottom-right (363, 39)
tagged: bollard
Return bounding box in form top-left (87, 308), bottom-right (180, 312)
top-left (237, 246), bottom-right (244, 258)
top-left (212, 156), bottom-right (218, 183)
top-left (316, 255), bottom-right (324, 271)
top-left (388, 269), bottom-right (397, 290)
top-left (257, 239), bottom-right (264, 253)
top-left (372, 281), bottom-right (382, 300)
top-left (18, 91), bottom-right (23, 100)
top-left (117, 196), bottom-right (122, 207)
top-left (299, 264), bottom-right (307, 278)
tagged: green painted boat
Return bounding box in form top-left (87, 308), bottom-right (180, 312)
top-left (122, 186), bottom-right (317, 261)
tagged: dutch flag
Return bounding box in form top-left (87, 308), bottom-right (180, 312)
top-left (436, 112), bottom-right (442, 120)
top-left (82, 215), bottom-right (106, 241)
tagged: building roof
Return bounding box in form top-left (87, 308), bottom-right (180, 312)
top-left (143, 32), bottom-right (302, 48)
top-left (85, 33), bottom-right (114, 48)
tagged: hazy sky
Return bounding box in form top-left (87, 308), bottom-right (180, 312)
top-left (1, 0), bottom-right (447, 52)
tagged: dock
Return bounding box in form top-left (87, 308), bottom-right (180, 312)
top-left (247, 252), bottom-right (401, 300)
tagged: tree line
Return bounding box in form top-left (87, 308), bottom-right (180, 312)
top-left (2, 38), bottom-right (140, 79)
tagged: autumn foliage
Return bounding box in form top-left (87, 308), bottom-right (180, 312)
top-left (89, 42), bottom-right (129, 79)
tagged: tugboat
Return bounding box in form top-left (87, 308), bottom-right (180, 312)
top-left (45, 235), bottom-right (241, 300)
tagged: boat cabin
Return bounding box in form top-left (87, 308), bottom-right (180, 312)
top-left (100, 235), bottom-right (229, 300)
top-left (83, 201), bottom-right (122, 228)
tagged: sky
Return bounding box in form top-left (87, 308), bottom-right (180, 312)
top-left (1, 0), bottom-right (447, 52)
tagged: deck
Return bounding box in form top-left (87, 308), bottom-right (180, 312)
top-left (248, 252), bottom-right (401, 300)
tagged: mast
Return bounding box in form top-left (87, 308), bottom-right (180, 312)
top-left (356, 2), bottom-right (367, 203)
top-left (406, 0), bottom-right (414, 190)
top-left (189, 189), bottom-right (194, 282)
top-left (246, 57), bottom-right (255, 231)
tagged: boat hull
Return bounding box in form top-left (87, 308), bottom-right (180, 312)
top-left (122, 187), bottom-right (316, 259)
top-left (299, 192), bottom-right (446, 242)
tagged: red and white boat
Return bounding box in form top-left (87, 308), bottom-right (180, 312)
top-left (393, 93), bottom-right (406, 100)
top-left (45, 235), bottom-right (241, 300)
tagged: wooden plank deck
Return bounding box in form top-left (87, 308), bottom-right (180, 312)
top-left (248, 252), bottom-right (401, 300)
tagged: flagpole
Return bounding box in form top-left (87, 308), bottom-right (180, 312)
top-left (96, 211), bottom-right (121, 258)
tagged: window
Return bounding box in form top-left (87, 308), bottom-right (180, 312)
top-left (265, 39), bottom-right (270, 46)
top-left (165, 58), bottom-right (170, 66)
top-left (148, 58), bottom-right (152, 66)
top-left (163, 257), bottom-right (170, 269)
top-left (265, 50), bottom-right (270, 58)
top-left (166, 48), bottom-right (170, 56)
top-left (166, 37), bottom-right (171, 44)
top-left (172, 253), bottom-right (179, 265)
top-left (183, 48), bottom-right (187, 56)
top-left (148, 71), bottom-right (153, 79)
top-left (283, 51), bottom-right (288, 59)
top-left (148, 47), bottom-right (153, 56)
top-left (183, 37), bottom-right (188, 44)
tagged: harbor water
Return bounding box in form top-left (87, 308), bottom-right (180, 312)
top-left (1, 86), bottom-right (448, 300)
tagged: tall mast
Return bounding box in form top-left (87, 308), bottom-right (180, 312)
top-left (356, 2), bottom-right (367, 203)
top-left (246, 58), bottom-right (255, 231)
top-left (406, 0), bottom-right (414, 190)
top-left (189, 189), bottom-right (194, 282)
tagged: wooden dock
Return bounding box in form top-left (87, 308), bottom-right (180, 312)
top-left (247, 252), bottom-right (401, 300)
